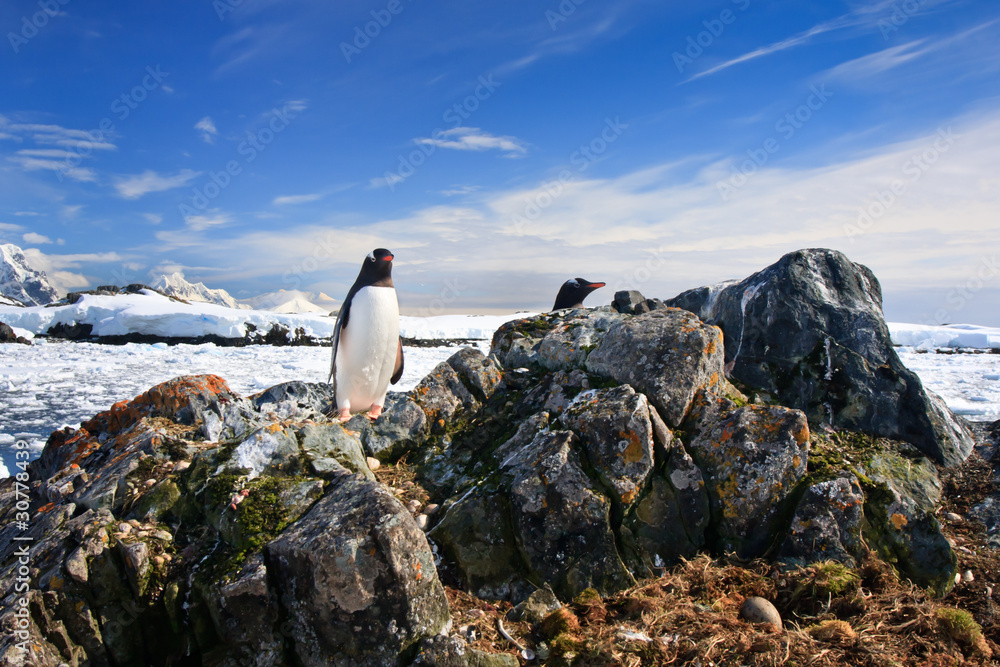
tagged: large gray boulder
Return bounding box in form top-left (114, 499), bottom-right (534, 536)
top-left (267, 474), bottom-right (450, 666)
top-left (666, 248), bottom-right (974, 466)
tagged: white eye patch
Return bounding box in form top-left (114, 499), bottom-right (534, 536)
top-left (568, 279), bottom-right (579, 287)
top-left (367, 251), bottom-right (376, 262)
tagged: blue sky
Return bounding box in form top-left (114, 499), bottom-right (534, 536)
top-left (1, 0), bottom-right (999, 324)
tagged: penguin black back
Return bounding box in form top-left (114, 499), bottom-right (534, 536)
top-left (552, 278), bottom-right (606, 311)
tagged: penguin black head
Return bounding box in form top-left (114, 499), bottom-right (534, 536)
top-left (551, 278), bottom-right (606, 311)
top-left (356, 248), bottom-right (394, 287)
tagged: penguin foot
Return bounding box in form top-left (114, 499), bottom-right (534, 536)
top-left (336, 408), bottom-right (351, 423)
top-left (367, 405), bottom-right (383, 421)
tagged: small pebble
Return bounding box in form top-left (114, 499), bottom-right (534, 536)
top-left (136, 531), bottom-right (149, 539)
top-left (152, 530), bottom-right (173, 542)
top-left (467, 609), bottom-right (485, 618)
top-left (144, 479), bottom-right (157, 487)
top-left (153, 556), bottom-right (165, 567)
top-left (162, 553), bottom-right (173, 562)
top-left (956, 573), bottom-right (963, 586)
top-left (407, 499), bottom-right (421, 513)
top-left (963, 570), bottom-right (975, 583)
top-left (113, 532), bottom-right (128, 541)
top-left (366, 457), bottom-right (381, 471)
top-left (986, 586), bottom-right (993, 598)
top-left (423, 503), bottom-right (440, 516)
top-left (118, 523), bottom-right (132, 534)
top-left (946, 512), bottom-right (963, 523)
top-left (173, 461), bottom-right (191, 472)
top-left (739, 597), bottom-right (782, 630)
top-left (416, 514), bottom-right (429, 530)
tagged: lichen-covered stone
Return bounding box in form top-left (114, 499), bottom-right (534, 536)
top-left (413, 362), bottom-right (479, 433)
top-left (412, 635), bottom-right (520, 666)
top-left (861, 447), bottom-right (956, 595)
top-left (446, 347), bottom-right (503, 401)
top-left (687, 405), bottom-right (809, 557)
top-left (430, 486), bottom-right (533, 602)
top-left (266, 475), bottom-right (450, 666)
top-left (585, 308), bottom-right (728, 427)
top-left (559, 385), bottom-right (654, 508)
top-left (503, 430), bottom-right (634, 598)
top-left (779, 474), bottom-right (867, 566)
top-left (297, 422), bottom-right (373, 479)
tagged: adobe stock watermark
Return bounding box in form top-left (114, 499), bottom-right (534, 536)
top-left (878, 0), bottom-right (924, 40)
top-left (340, 0), bottom-right (417, 64)
top-left (7, 0), bottom-right (70, 54)
top-left (926, 255), bottom-right (999, 326)
top-left (9, 440), bottom-right (34, 659)
top-left (510, 116), bottom-right (628, 236)
top-left (672, 0), bottom-right (752, 74)
top-left (414, 276), bottom-right (466, 317)
top-left (612, 247), bottom-right (671, 294)
top-left (380, 74), bottom-right (501, 192)
top-left (843, 126), bottom-right (958, 242)
top-left (716, 83), bottom-right (833, 202)
top-left (179, 104), bottom-right (300, 219)
top-left (55, 65), bottom-right (170, 182)
top-left (545, 0), bottom-right (587, 31)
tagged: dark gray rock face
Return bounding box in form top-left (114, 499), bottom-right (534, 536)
top-left (665, 248), bottom-right (974, 467)
top-left (780, 474), bottom-right (867, 566)
top-left (504, 430), bottom-right (634, 598)
top-left (0, 321), bottom-right (30, 344)
top-left (267, 476), bottom-right (450, 666)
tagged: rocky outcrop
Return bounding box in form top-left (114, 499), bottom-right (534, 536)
top-left (0, 321), bottom-right (30, 345)
top-left (665, 248), bottom-right (974, 467)
top-left (0, 250), bottom-right (973, 665)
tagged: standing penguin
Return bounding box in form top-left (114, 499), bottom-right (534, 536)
top-left (328, 248), bottom-right (404, 421)
top-left (551, 278), bottom-right (606, 311)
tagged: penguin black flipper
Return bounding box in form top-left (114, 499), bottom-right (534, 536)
top-left (391, 338), bottom-right (404, 384)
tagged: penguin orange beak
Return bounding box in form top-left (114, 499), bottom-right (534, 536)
top-left (384, 254), bottom-right (394, 261)
top-left (591, 282), bottom-right (606, 288)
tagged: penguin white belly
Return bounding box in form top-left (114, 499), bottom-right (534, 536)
top-left (335, 286), bottom-right (399, 413)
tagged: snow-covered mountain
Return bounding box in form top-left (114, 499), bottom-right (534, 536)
top-left (0, 244), bottom-right (60, 306)
top-left (152, 272), bottom-right (249, 310)
top-left (240, 289), bottom-right (338, 314)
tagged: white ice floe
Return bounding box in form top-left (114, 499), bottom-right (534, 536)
top-left (889, 322), bottom-right (1000, 350)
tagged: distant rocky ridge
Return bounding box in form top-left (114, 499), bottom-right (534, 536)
top-left (1, 248), bottom-right (990, 666)
top-left (0, 243), bottom-right (60, 306)
top-left (152, 272), bottom-right (249, 310)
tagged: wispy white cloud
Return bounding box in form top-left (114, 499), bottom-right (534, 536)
top-left (22, 232), bottom-right (51, 244)
top-left (184, 111), bottom-right (1000, 314)
top-left (416, 127), bottom-right (528, 157)
top-left (440, 185), bottom-right (482, 197)
top-left (273, 192), bottom-right (324, 205)
top-left (182, 208), bottom-right (234, 232)
top-left (143, 213), bottom-right (163, 225)
top-left (685, 15), bottom-right (855, 83)
top-left (368, 173), bottom-right (405, 190)
top-left (113, 169), bottom-right (201, 200)
top-left (195, 116), bottom-right (218, 144)
top-left (61, 205), bottom-right (84, 220)
top-left (6, 156), bottom-right (97, 182)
